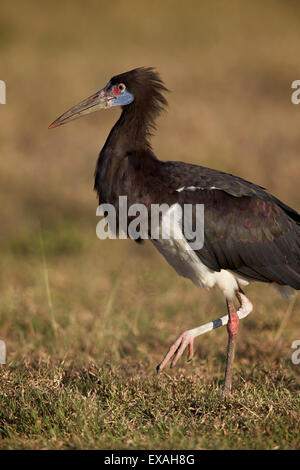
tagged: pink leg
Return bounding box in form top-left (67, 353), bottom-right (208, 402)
top-left (156, 330), bottom-right (194, 373)
top-left (157, 291), bottom-right (252, 379)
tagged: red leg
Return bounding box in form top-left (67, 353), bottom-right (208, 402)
top-left (224, 299), bottom-right (239, 397)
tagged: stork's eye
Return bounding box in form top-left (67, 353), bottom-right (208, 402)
top-left (111, 83), bottom-right (127, 96)
top-left (118, 83), bottom-right (126, 93)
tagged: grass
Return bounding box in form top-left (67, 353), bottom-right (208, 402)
top-left (0, 232), bottom-right (299, 449)
top-left (0, 359), bottom-right (299, 449)
top-left (0, 0), bottom-right (299, 449)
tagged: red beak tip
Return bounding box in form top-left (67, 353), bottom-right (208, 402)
top-left (48, 122), bottom-right (56, 129)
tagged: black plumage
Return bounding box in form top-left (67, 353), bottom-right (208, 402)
top-left (93, 68), bottom-right (300, 290)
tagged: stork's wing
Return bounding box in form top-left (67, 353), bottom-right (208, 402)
top-left (163, 160), bottom-right (300, 223)
top-left (177, 188), bottom-right (300, 289)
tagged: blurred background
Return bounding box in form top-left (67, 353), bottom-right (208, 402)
top-left (0, 0), bottom-right (299, 368)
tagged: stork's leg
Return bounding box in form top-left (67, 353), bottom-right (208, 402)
top-left (223, 299), bottom-right (239, 397)
top-left (157, 291), bottom-right (252, 376)
top-left (223, 291), bottom-right (253, 396)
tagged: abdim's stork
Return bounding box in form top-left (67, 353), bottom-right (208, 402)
top-left (49, 68), bottom-right (300, 396)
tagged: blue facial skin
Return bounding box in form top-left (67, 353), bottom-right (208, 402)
top-left (110, 89), bottom-right (134, 107)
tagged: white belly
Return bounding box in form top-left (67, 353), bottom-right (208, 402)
top-left (151, 204), bottom-right (249, 299)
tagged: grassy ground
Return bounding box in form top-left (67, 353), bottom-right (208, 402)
top-left (0, 0), bottom-right (299, 449)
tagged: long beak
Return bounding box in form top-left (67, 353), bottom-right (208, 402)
top-left (49, 86), bottom-right (113, 129)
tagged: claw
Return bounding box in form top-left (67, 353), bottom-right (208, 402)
top-left (157, 330), bottom-right (195, 372)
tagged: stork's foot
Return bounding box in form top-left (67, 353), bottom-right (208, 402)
top-left (156, 330), bottom-right (195, 373)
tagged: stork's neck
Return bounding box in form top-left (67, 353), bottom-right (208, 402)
top-left (94, 102), bottom-right (155, 202)
top-left (104, 103), bottom-right (152, 156)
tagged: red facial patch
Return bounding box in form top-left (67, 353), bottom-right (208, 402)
top-left (111, 85), bottom-right (123, 96)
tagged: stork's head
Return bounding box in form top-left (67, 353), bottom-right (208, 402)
top-left (49, 67), bottom-right (168, 129)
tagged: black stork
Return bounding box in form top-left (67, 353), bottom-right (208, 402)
top-left (49, 67), bottom-right (300, 396)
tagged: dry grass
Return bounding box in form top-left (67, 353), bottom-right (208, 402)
top-left (0, 0), bottom-right (299, 449)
